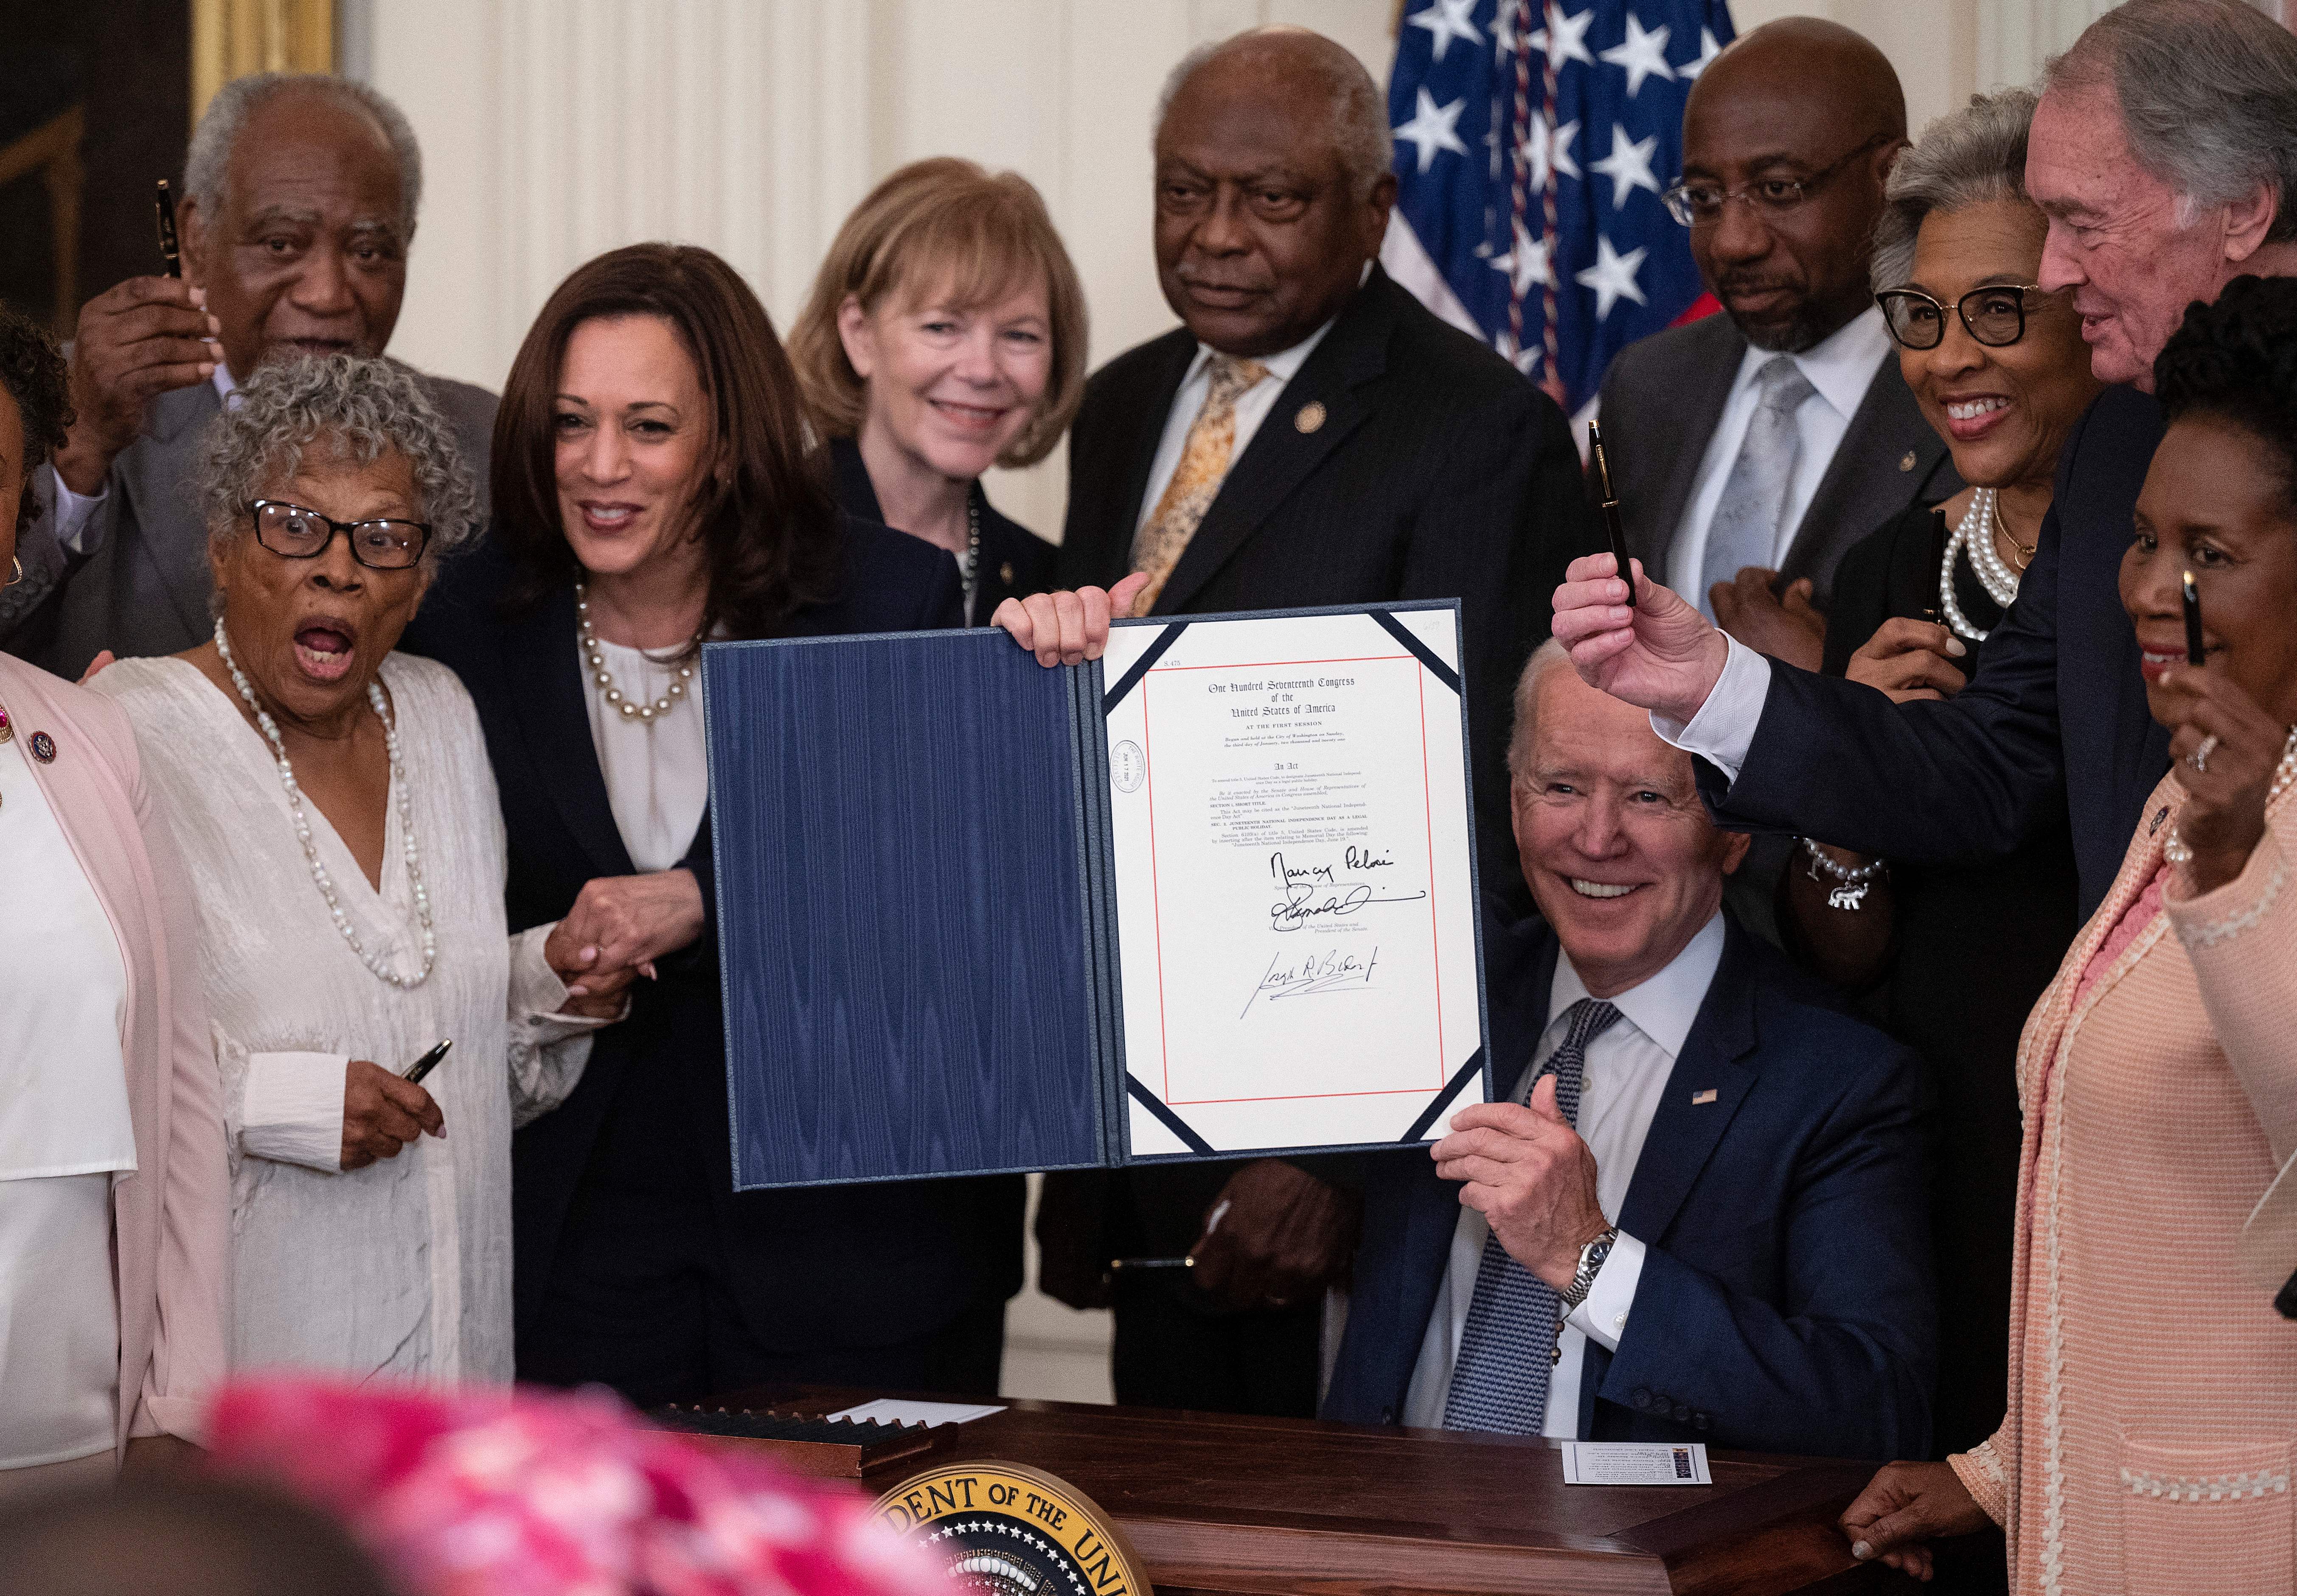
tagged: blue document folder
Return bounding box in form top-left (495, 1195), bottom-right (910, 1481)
top-left (705, 602), bottom-right (1490, 1190)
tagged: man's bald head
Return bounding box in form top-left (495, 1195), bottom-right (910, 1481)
top-left (1691, 19), bottom-right (1906, 145)
top-left (1150, 28), bottom-right (1396, 356)
top-left (1679, 18), bottom-right (1906, 351)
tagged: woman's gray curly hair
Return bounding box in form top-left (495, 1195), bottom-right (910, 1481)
top-left (201, 354), bottom-right (480, 574)
top-left (1870, 87), bottom-right (2041, 293)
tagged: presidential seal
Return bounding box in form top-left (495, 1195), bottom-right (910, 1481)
top-left (1110, 739), bottom-right (1146, 794)
top-left (873, 1461), bottom-right (1148, 1596)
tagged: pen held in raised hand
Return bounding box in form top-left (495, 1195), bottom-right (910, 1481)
top-left (2183, 569), bottom-right (2206, 667)
top-left (1588, 419), bottom-right (1637, 609)
top-left (154, 179), bottom-right (182, 279)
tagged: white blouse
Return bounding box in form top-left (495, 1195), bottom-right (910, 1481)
top-left (0, 728), bottom-right (134, 1467)
top-left (582, 634), bottom-right (708, 873)
top-left (94, 655), bottom-right (605, 1385)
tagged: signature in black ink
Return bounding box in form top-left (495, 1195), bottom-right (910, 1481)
top-left (1241, 945), bottom-right (1380, 1018)
top-left (1266, 850), bottom-right (1427, 932)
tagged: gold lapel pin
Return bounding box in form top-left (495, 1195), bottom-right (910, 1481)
top-left (30, 730), bottom-right (57, 764)
top-left (999, 560), bottom-right (1014, 585)
top-left (1691, 1088), bottom-right (1718, 1105)
top-left (1898, 450), bottom-right (1917, 472)
top-left (0, 706), bottom-right (11, 744)
top-left (1295, 400), bottom-right (1327, 434)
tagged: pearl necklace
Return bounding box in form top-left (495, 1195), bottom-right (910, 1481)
top-left (1939, 487), bottom-right (2024, 643)
top-left (959, 492), bottom-right (983, 624)
top-left (2165, 725), bottom-right (2297, 868)
top-left (214, 619), bottom-right (436, 989)
top-left (576, 582), bottom-right (700, 721)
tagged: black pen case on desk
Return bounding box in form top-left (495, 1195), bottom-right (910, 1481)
top-left (702, 603), bottom-right (1490, 1191)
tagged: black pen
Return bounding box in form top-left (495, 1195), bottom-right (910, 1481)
top-left (2183, 570), bottom-right (2206, 667)
top-left (1108, 1256), bottom-right (1194, 1271)
top-left (1587, 420), bottom-right (1637, 607)
top-left (154, 180), bottom-right (182, 278)
top-left (401, 1039), bottom-right (453, 1085)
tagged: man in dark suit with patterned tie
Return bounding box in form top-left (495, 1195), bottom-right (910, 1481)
top-left (1322, 643), bottom-right (1933, 1459)
top-left (1040, 25), bottom-right (1595, 1419)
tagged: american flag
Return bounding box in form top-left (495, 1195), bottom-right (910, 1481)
top-left (1382, 0), bottom-right (1735, 420)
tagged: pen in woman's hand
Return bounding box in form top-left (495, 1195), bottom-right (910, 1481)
top-left (401, 1039), bottom-right (453, 1084)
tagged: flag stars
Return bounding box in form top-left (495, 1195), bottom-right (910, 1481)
top-left (1576, 234), bottom-right (1649, 320)
top-left (1599, 14), bottom-right (1676, 97)
top-left (1523, 110), bottom-right (1581, 190)
top-left (1395, 87), bottom-right (1471, 174)
top-left (1407, 0), bottom-right (1484, 62)
top-left (1490, 218), bottom-right (1556, 297)
top-left (1677, 26), bottom-right (1725, 80)
top-left (1530, 4), bottom-right (1596, 68)
top-left (1589, 124), bottom-right (1662, 209)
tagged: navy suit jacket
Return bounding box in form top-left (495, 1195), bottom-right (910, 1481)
top-left (1699, 387), bottom-right (2171, 921)
top-left (400, 518), bottom-right (1025, 1361)
top-left (1323, 908), bottom-right (1935, 1462)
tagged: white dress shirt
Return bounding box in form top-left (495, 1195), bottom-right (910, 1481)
top-left (1134, 319), bottom-right (1341, 535)
top-left (51, 365), bottom-right (240, 556)
top-left (0, 726), bottom-right (136, 1469)
top-left (1651, 634), bottom-right (1772, 782)
top-left (1403, 911), bottom-right (1726, 1436)
top-left (1665, 307), bottom-right (1892, 599)
top-left (582, 634), bottom-right (710, 874)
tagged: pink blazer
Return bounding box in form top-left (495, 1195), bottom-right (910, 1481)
top-left (0, 652), bottom-right (227, 1448)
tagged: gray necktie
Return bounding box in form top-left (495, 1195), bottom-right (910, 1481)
top-left (1441, 997), bottom-right (1623, 1436)
top-left (1699, 356), bottom-right (1817, 618)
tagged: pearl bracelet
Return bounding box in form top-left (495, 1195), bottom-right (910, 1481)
top-left (1800, 838), bottom-right (1887, 911)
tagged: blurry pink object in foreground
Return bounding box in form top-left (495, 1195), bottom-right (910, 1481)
top-left (203, 1378), bottom-right (931, 1596)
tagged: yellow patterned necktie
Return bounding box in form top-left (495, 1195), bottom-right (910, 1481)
top-left (1131, 353), bottom-right (1270, 610)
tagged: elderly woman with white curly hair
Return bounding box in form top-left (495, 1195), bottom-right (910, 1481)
top-left (91, 354), bottom-right (611, 1382)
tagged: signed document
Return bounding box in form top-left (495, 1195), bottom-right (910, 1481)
top-left (705, 603), bottom-right (1489, 1191)
top-left (1102, 605), bottom-right (1488, 1156)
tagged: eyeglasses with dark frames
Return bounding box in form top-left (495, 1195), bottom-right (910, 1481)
top-left (247, 500), bottom-right (432, 571)
top-left (1662, 132), bottom-right (1897, 228)
top-left (1876, 284), bottom-right (2057, 350)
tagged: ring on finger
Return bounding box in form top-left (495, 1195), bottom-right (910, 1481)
top-left (2191, 733), bottom-right (2219, 774)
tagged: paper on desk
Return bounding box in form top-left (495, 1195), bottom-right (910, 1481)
top-left (828, 1399), bottom-right (1006, 1429)
top-left (1561, 1441), bottom-right (1711, 1486)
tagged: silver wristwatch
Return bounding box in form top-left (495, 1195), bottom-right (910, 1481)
top-left (1561, 1225), bottom-right (1619, 1311)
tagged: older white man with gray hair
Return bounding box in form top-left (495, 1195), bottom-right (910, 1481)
top-left (1323, 641), bottom-right (1934, 1460)
top-left (1, 73), bottom-right (495, 678)
top-left (1552, 0), bottom-right (2297, 928)
top-left (1036, 25), bottom-right (1597, 1420)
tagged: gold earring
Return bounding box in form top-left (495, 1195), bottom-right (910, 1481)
top-left (6, 556), bottom-right (20, 588)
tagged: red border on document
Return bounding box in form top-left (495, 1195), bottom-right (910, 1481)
top-left (1132, 649), bottom-right (1451, 1107)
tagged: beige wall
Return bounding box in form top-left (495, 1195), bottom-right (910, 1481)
top-left (358, 0), bottom-right (2029, 545)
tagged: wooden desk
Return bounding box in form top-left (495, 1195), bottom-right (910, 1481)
top-left (722, 1389), bottom-right (1913, 1596)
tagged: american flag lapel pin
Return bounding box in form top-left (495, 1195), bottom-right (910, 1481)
top-left (1691, 1088), bottom-right (1718, 1105)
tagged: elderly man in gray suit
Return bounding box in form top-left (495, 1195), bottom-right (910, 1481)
top-left (1, 73), bottom-right (494, 676)
top-left (1597, 18), bottom-right (1955, 676)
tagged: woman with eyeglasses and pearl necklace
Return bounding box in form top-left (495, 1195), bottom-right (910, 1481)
top-left (89, 354), bottom-right (612, 1382)
top-left (1763, 93), bottom-right (2102, 1548)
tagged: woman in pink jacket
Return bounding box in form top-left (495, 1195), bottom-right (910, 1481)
top-left (0, 310), bottom-right (227, 1497)
top-left (1842, 275), bottom-right (2297, 1592)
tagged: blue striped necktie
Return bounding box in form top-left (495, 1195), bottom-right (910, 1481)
top-left (1441, 997), bottom-right (1623, 1435)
